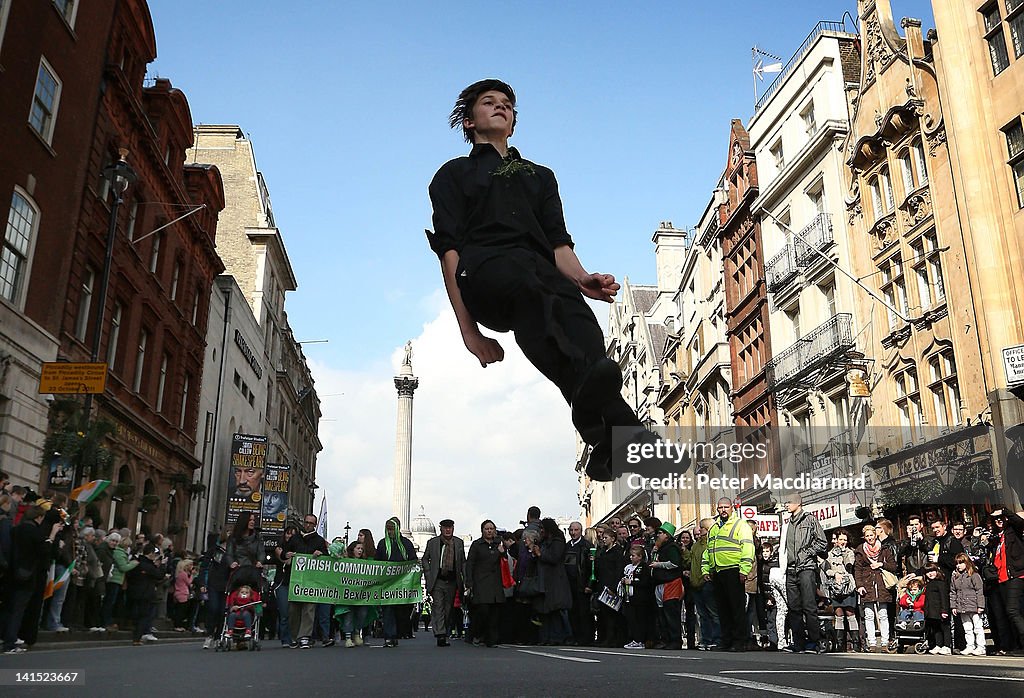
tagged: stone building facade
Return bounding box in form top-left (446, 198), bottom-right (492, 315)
top-left (843, 0), bottom-right (990, 525)
top-left (749, 24), bottom-right (870, 524)
top-left (931, 0), bottom-right (1024, 509)
top-left (187, 126), bottom-right (321, 534)
top-left (59, 0), bottom-right (225, 537)
top-left (0, 0), bottom-right (115, 488)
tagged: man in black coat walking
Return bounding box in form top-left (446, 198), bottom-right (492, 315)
top-left (3, 506), bottom-right (62, 653)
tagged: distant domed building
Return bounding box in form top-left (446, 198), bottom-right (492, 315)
top-left (409, 505), bottom-right (436, 554)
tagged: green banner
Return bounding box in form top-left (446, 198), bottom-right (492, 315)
top-left (287, 555), bottom-right (422, 605)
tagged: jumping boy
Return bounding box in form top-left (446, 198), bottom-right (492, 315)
top-left (426, 79), bottom-right (657, 481)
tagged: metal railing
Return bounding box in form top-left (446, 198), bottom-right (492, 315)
top-left (755, 21), bottom-right (851, 113)
top-left (766, 213), bottom-right (833, 294)
top-left (793, 213), bottom-right (834, 265)
top-left (766, 312), bottom-right (854, 389)
top-left (766, 247), bottom-right (798, 292)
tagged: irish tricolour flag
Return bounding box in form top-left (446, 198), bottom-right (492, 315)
top-left (70, 479), bottom-right (111, 504)
top-left (43, 561), bottom-right (75, 600)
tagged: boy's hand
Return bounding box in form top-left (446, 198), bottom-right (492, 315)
top-left (463, 331), bottom-right (504, 367)
top-left (578, 273), bottom-right (619, 303)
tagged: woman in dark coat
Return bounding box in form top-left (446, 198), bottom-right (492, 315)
top-left (465, 519), bottom-right (505, 647)
top-left (589, 528), bottom-right (625, 647)
top-left (854, 523), bottom-right (897, 652)
top-left (533, 518), bottom-right (573, 645)
top-left (225, 512), bottom-right (263, 590)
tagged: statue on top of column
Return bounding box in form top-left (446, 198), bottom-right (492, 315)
top-left (402, 340), bottom-right (413, 367)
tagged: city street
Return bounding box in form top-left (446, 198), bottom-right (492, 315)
top-left (3, 635), bottom-right (1023, 697)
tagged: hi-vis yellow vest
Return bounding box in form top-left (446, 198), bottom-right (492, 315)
top-left (702, 513), bottom-right (755, 576)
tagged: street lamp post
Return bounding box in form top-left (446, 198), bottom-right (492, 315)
top-left (73, 149), bottom-right (137, 492)
top-left (344, 521), bottom-right (351, 545)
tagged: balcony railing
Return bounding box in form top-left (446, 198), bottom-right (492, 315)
top-left (765, 213), bottom-right (833, 295)
top-left (793, 213), bottom-right (834, 265)
top-left (766, 312), bottom-right (854, 390)
top-left (766, 247), bottom-right (798, 293)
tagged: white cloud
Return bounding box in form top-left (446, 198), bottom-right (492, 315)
top-left (309, 301), bottom-right (582, 543)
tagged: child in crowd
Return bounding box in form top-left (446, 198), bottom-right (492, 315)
top-left (949, 553), bottom-right (986, 656)
top-left (226, 584), bottom-right (261, 640)
top-left (922, 563), bottom-right (951, 655)
top-left (897, 576), bottom-right (926, 624)
top-left (621, 544), bottom-right (653, 649)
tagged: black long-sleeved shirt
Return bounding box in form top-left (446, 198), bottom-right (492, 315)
top-left (427, 143), bottom-right (574, 273)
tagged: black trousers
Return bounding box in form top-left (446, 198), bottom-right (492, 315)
top-left (569, 590), bottom-right (594, 645)
top-left (2, 582), bottom-right (44, 649)
top-left (472, 602), bottom-right (501, 646)
top-left (712, 568), bottom-right (748, 649)
top-left (459, 250), bottom-right (640, 445)
top-left (658, 597), bottom-right (682, 646)
top-left (786, 569), bottom-right (820, 648)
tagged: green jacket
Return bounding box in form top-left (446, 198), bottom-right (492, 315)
top-left (690, 537), bottom-right (708, 589)
top-left (702, 513), bottom-right (755, 576)
top-left (108, 547), bottom-right (138, 585)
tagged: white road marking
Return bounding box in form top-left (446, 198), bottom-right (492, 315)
top-left (560, 647), bottom-right (700, 660)
top-left (846, 666), bottom-right (1024, 682)
top-left (517, 649), bottom-right (600, 663)
top-left (665, 672), bottom-right (849, 698)
top-left (720, 670), bottom-right (853, 674)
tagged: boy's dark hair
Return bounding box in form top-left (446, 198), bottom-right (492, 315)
top-left (449, 79), bottom-right (517, 143)
top-left (527, 505), bottom-right (541, 520)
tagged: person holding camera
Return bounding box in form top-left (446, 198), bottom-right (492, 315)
top-left (899, 514), bottom-right (931, 577)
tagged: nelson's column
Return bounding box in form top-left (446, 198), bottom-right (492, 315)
top-left (392, 341), bottom-right (418, 537)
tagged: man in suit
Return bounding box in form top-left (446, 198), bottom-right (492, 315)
top-left (420, 518), bottom-right (466, 647)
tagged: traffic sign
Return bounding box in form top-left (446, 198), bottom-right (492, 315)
top-left (740, 506), bottom-right (758, 520)
top-left (39, 362), bottom-right (108, 395)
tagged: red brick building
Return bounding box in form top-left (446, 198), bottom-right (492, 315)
top-left (0, 0), bottom-right (115, 486)
top-left (58, 0), bottom-right (225, 535)
top-left (719, 119), bottom-right (780, 507)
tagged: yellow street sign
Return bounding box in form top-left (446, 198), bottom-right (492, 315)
top-left (39, 362), bottom-right (108, 395)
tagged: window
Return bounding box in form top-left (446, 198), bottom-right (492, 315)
top-left (830, 392), bottom-right (850, 433)
top-left (149, 231), bottom-right (161, 273)
top-left (170, 260), bottom-right (180, 301)
top-left (156, 354), bottom-right (168, 412)
top-left (899, 151), bottom-right (915, 195)
top-left (1, 190), bottom-right (37, 304)
top-left (928, 351), bottom-right (961, 427)
top-left (770, 140), bottom-right (785, 170)
top-left (126, 200), bottom-right (138, 241)
top-left (179, 375), bottom-right (190, 430)
top-left (1005, 119), bottom-right (1024, 208)
top-left (106, 302), bottom-right (121, 370)
top-left (29, 58), bottom-right (61, 144)
top-left (821, 281), bottom-right (837, 317)
top-left (52, 0), bottom-right (77, 27)
top-left (982, 4), bottom-right (1011, 74)
top-left (1010, 8), bottom-right (1024, 59)
top-left (912, 140), bottom-right (929, 185)
top-left (880, 167), bottom-right (895, 211)
top-left (880, 255), bottom-right (908, 331)
top-left (133, 330), bottom-right (148, 394)
top-left (74, 267), bottom-right (95, 341)
top-left (808, 184), bottom-right (826, 216)
top-left (0, 0), bottom-right (12, 56)
top-left (869, 177), bottom-right (883, 220)
top-left (191, 286), bottom-right (202, 325)
top-left (894, 368), bottom-right (922, 444)
top-left (786, 302), bottom-right (801, 341)
top-left (801, 101), bottom-right (817, 136)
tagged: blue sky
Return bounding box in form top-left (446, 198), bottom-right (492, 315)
top-left (146, 1), bottom-right (937, 534)
top-left (149, 0), bottom-right (934, 371)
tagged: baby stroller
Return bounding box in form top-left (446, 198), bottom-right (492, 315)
top-left (893, 610), bottom-right (927, 654)
top-left (816, 613), bottom-right (838, 653)
top-left (215, 568), bottom-right (264, 652)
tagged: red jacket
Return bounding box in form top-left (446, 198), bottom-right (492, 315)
top-left (226, 588), bottom-right (261, 610)
top-left (898, 590), bottom-right (925, 612)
